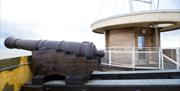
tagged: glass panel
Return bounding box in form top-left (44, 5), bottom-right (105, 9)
top-left (138, 36), bottom-right (145, 49)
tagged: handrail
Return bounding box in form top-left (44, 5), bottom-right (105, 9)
top-left (0, 62), bottom-right (32, 72)
top-left (101, 63), bottom-right (159, 69)
top-left (104, 51), bottom-right (159, 53)
top-left (106, 47), bottom-right (161, 49)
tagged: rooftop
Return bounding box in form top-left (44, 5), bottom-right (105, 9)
top-left (91, 9), bottom-right (180, 34)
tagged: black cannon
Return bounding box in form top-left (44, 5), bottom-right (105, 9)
top-left (5, 37), bottom-right (104, 59)
top-left (4, 37), bottom-right (104, 86)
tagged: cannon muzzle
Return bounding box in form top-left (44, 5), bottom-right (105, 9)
top-left (4, 37), bottom-right (104, 59)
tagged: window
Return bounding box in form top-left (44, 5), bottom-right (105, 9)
top-left (138, 35), bottom-right (145, 49)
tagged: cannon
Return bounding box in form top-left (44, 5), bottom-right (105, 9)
top-left (4, 37), bottom-right (104, 86)
top-left (5, 37), bottom-right (104, 59)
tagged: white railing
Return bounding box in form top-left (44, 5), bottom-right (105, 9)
top-left (102, 47), bottom-right (180, 70)
top-left (161, 48), bottom-right (180, 70)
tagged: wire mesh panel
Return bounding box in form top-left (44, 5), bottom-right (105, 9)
top-left (111, 52), bottom-right (132, 67)
top-left (162, 48), bottom-right (180, 69)
top-left (101, 51), bottom-right (109, 65)
top-left (102, 48), bottom-right (132, 67)
top-left (134, 48), bottom-right (160, 68)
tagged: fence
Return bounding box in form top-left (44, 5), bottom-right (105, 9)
top-left (101, 47), bottom-right (180, 70)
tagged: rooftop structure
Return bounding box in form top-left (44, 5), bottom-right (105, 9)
top-left (91, 10), bottom-right (180, 70)
top-left (92, 10), bottom-right (180, 33)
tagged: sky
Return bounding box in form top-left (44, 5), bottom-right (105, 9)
top-left (0, 0), bottom-right (106, 47)
top-left (0, 0), bottom-right (180, 59)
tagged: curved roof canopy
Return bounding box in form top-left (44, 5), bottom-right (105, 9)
top-left (91, 10), bottom-right (180, 34)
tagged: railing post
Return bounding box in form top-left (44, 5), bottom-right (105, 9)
top-left (132, 47), bottom-right (135, 70)
top-left (158, 47), bottom-right (161, 69)
top-left (109, 48), bottom-right (112, 66)
top-left (161, 48), bottom-right (164, 70)
top-left (176, 48), bottom-right (180, 70)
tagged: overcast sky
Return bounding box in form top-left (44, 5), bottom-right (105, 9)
top-left (0, 0), bottom-right (180, 59)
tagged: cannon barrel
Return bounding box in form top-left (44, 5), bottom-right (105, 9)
top-left (4, 37), bottom-right (104, 59)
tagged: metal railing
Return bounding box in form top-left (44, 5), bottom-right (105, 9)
top-left (0, 62), bottom-right (32, 72)
top-left (161, 48), bottom-right (180, 70)
top-left (102, 47), bottom-right (180, 70)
